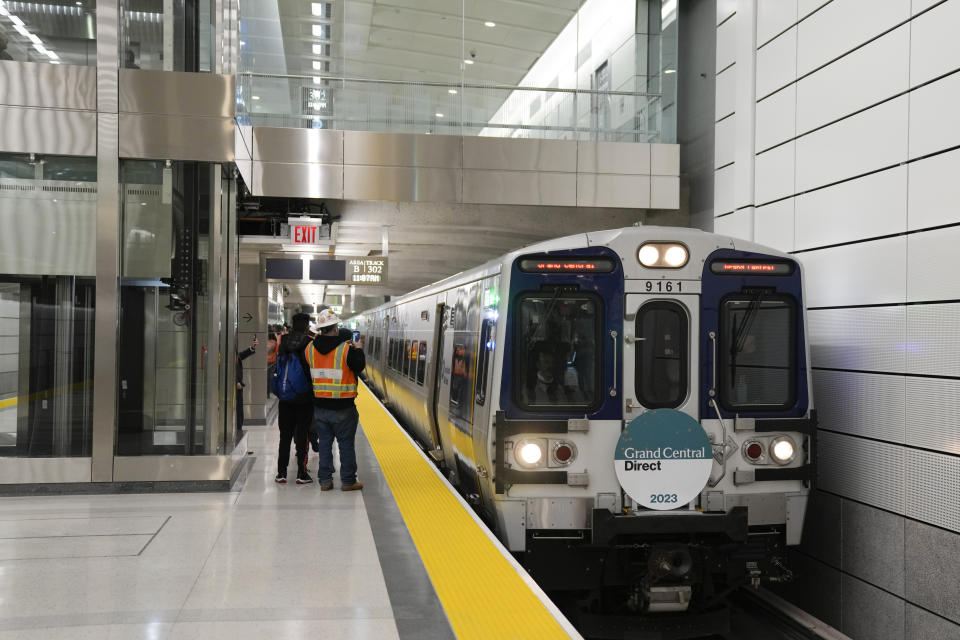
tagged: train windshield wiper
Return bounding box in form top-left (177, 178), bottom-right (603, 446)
top-left (729, 291), bottom-right (764, 376)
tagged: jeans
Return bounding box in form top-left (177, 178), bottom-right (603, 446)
top-left (314, 405), bottom-right (360, 485)
top-left (277, 401), bottom-right (312, 477)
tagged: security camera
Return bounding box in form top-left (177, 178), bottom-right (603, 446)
top-left (469, 49), bottom-right (477, 59)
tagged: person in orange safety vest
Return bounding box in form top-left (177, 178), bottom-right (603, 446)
top-left (305, 308), bottom-right (365, 491)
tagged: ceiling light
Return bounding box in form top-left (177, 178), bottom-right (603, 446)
top-left (313, 76), bottom-right (323, 84)
top-left (464, 59), bottom-right (474, 65)
top-left (435, 113), bottom-right (444, 118)
top-left (312, 60), bottom-right (322, 70)
top-left (252, 95), bottom-right (261, 100)
top-left (239, 40), bottom-right (246, 47)
top-left (9, 15), bottom-right (23, 26)
top-left (664, 68), bottom-right (676, 74)
top-left (312, 44), bottom-right (323, 54)
top-left (311, 2), bottom-right (323, 15)
top-left (311, 24), bottom-right (324, 37)
top-left (484, 21), bottom-right (495, 27)
top-left (448, 88), bottom-right (457, 94)
top-left (27, 33), bottom-right (41, 44)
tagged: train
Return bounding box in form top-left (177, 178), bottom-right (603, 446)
top-left (348, 225), bottom-right (815, 639)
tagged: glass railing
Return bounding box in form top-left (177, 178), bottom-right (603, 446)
top-left (236, 73), bottom-right (671, 143)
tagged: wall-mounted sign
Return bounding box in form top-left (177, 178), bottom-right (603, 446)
top-left (263, 254), bottom-right (388, 286)
top-left (287, 218), bottom-right (327, 246)
top-left (347, 257), bottom-right (386, 284)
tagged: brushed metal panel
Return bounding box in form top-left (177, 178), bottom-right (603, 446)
top-left (235, 125), bottom-right (252, 161)
top-left (119, 69), bottom-right (235, 118)
top-left (576, 174), bottom-right (650, 208)
top-left (462, 170), bottom-right (575, 206)
top-left (0, 106), bottom-right (96, 156)
top-left (0, 457), bottom-right (91, 484)
top-left (813, 370), bottom-right (905, 443)
top-left (96, 0), bottom-right (118, 115)
top-left (112, 454), bottom-right (237, 481)
top-left (0, 194), bottom-right (95, 276)
top-left (344, 165), bottom-right (461, 202)
top-left (905, 448), bottom-right (960, 533)
top-left (818, 431), bottom-right (905, 515)
top-left (905, 377), bottom-right (960, 455)
top-left (118, 114), bottom-right (234, 162)
top-left (344, 131), bottom-right (461, 168)
top-left (462, 137), bottom-right (577, 172)
top-left (238, 297), bottom-right (268, 329)
top-left (0, 61), bottom-right (96, 110)
top-left (807, 306), bottom-right (906, 372)
top-left (577, 141), bottom-right (650, 175)
top-left (252, 127), bottom-right (343, 164)
top-left (251, 161), bottom-right (343, 198)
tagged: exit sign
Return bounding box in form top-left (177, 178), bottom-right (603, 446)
top-left (291, 224), bottom-right (322, 245)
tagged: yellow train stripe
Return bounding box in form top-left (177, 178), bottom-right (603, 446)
top-left (0, 397), bottom-right (15, 410)
top-left (357, 385), bottom-right (581, 640)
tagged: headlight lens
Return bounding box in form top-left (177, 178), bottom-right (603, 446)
top-left (638, 242), bottom-right (689, 268)
top-left (771, 437), bottom-right (796, 464)
top-left (517, 441), bottom-right (544, 466)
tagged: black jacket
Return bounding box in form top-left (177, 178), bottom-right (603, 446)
top-left (237, 347), bottom-right (255, 388)
top-left (278, 331), bottom-right (314, 405)
top-left (309, 333), bottom-right (365, 409)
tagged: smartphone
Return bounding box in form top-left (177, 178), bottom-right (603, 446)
top-left (352, 331), bottom-right (360, 342)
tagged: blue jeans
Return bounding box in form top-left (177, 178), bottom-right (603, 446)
top-left (314, 405), bottom-right (360, 485)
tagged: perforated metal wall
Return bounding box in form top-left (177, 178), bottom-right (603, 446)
top-left (819, 431), bottom-right (905, 515)
top-left (814, 370), bottom-right (905, 443)
top-left (808, 307), bottom-right (906, 372)
top-left (905, 449), bottom-right (960, 534)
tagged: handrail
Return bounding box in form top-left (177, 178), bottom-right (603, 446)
top-left (237, 71), bottom-right (663, 98)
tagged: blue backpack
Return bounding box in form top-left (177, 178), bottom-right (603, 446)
top-left (271, 351), bottom-right (311, 401)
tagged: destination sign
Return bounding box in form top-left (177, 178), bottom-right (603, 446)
top-left (518, 256), bottom-right (616, 274)
top-left (710, 261), bottom-right (793, 275)
top-left (263, 255), bottom-right (388, 286)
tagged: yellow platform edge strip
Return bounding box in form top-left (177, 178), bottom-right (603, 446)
top-left (357, 385), bottom-right (582, 640)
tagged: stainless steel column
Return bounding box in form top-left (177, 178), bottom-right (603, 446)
top-left (206, 165), bottom-right (223, 454)
top-left (92, 1), bottom-right (120, 481)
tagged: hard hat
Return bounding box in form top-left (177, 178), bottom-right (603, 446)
top-left (317, 308), bottom-right (340, 328)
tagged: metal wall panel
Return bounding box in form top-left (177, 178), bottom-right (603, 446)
top-left (905, 448), bottom-right (960, 533)
top-left (119, 69), bottom-right (235, 117)
top-left (814, 369), bottom-right (906, 443)
top-left (462, 137), bottom-right (577, 172)
top-left (0, 106), bottom-right (96, 156)
top-left (576, 174), bottom-right (650, 208)
top-left (651, 176), bottom-right (681, 209)
top-left (252, 161), bottom-right (343, 198)
top-left (113, 454), bottom-right (239, 481)
top-left (118, 114), bottom-right (235, 162)
top-left (907, 226), bottom-right (960, 302)
top-left (808, 306), bottom-right (906, 372)
top-left (253, 127), bottom-right (343, 164)
top-left (577, 141), bottom-right (650, 174)
top-left (906, 303), bottom-right (960, 378)
top-left (344, 166), bottom-right (461, 202)
top-left (462, 170), bottom-right (576, 206)
top-left (798, 236), bottom-right (907, 307)
top-left (0, 61), bottom-right (96, 110)
top-left (818, 430), bottom-right (905, 515)
top-left (0, 458), bottom-right (92, 484)
top-left (905, 377), bottom-right (960, 455)
top-left (344, 131), bottom-right (460, 168)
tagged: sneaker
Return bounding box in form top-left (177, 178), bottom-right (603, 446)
top-left (274, 474), bottom-right (287, 484)
top-left (296, 471), bottom-right (313, 485)
top-left (320, 482), bottom-right (334, 491)
top-left (341, 481), bottom-right (364, 491)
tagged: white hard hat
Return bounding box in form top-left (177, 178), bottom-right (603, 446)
top-left (317, 308), bottom-right (340, 328)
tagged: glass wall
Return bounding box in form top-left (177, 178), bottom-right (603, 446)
top-left (236, 0), bottom-right (678, 142)
top-left (120, 0), bottom-right (217, 71)
top-left (117, 160), bottom-right (224, 455)
top-left (0, 153), bottom-right (96, 457)
top-left (0, 0), bottom-right (97, 66)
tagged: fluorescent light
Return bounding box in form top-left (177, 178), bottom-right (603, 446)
top-left (435, 113), bottom-right (444, 118)
top-left (239, 40), bottom-right (246, 46)
top-left (312, 24), bottom-right (324, 37)
top-left (27, 33), bottom-right (41, 44)
top-left (311, 2), bottom-right (323, 15)
top-left (251, 95), bottom-right (261, 100)
top-left (10, 15), bottom-right (23, 26)
top-left (12, 23), bottom-right (29, 37)
top-left (484, 21), bottom-right (495, 27)
top-left (312, 61), bottom-right (323, 70)
top-left (0, 6), bottom-right (8, 17)
top-left (313, 76), bottom-right (323, 84)
top-left (45, 50), bottom-right (59, 60)
top-left (32, 43), bottom-right (48, 55)
top-left (464, 59), bottom-right (474, 65)
top-left (312, 44), bottom-right (323, 54)
top-left (448, 88), bottom-right (457, 94)
top-left (664, 68), bottom-right (676, 74)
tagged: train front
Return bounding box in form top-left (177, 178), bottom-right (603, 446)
top-left (494, 227), bottom-right (814, 638)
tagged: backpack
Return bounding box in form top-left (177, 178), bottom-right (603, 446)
top-left (270, 351), bottom-right (311, 401)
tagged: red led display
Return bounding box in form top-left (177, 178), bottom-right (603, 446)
top-left (710, 261), bottom-right (792, 275)
top-left (518, 256), bottom-right (615, 274)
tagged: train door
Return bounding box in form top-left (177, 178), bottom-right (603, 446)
top-left (433, 295), bottom-right (457, 474)
top-left (623, 289), bottom-right (699, 420)
top-left (428, 301), bottom-right (447, 456)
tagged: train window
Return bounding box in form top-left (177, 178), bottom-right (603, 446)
top-left (514, 292), bottom-right (602, 411)
top-left (635, 302), bottom-right (688, 408)
top-left (403, 340), bottom-right (412, 377)
top-left (450, 343), bottom-right (469, 410)
top-left (390, 339), bottom-right (398, 370)
top-left (417, 340), bottom-right (427, 386)
top-left (719, 294), bottom-right (796, 411)
top-left (409, 341), bottom-right (418, 381)
top-left (475, 319), bottom-right (495, 406)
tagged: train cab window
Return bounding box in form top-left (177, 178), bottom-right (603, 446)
top-left (475, 319), bottom-right (495, 406)
top-left (719, 294), bottom-right (796, 410)
top-left (635, 302), bottom-right (688, 408)
top-left (514, 293), bottom-right (601, 411)
top-left (416, 341), bottom-right (427, 386)
top-left (408, 341), bottom-right (418, 381)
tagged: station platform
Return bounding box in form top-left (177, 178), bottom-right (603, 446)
top-left (0, 385), bottom-right (579, 640)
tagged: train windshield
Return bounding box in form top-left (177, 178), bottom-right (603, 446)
top-left (515, 292), bottom-right (601, 411)
top-left (719, 294), bottom-right (796, 410)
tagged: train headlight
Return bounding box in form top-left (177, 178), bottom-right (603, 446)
top-left (770, 437), bottom-right (796, 465)
top-left (638, 243), bottom-right (689, 268)
top-left (516, 440), bottom-right (545, 467)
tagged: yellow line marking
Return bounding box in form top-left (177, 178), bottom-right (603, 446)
top-left (357, 385), bottom-right (579, 640)
top-left (0, 397), bottom-right (15, 410)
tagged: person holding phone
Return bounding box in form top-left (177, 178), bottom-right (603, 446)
top-left (236, 335), bottom-right (258, 436)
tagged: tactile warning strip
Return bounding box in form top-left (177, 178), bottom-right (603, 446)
top-left (357, 385), bottom-right (580, 640)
